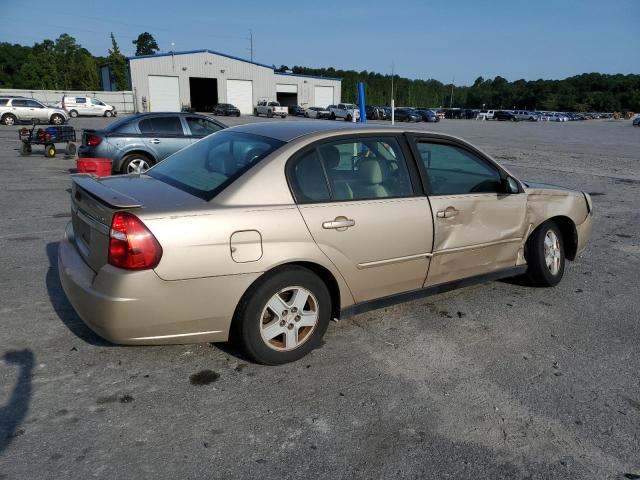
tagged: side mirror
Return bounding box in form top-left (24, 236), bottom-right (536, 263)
top-left (504, 176), bottom-right (520, 194)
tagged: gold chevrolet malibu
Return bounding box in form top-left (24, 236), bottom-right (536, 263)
top-left (59, 122), bottom-right (593, 364)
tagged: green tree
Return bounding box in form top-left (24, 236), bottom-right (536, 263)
top-left (108, 33), bottom-right (128, 90)
top-left (132, 32), bottom-right (159, 56)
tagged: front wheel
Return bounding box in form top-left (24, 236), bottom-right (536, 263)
top-left (2, 114), bottom-right (17, 126)
top-left (523, 221), bottom-right (565, 287)
top-left (254, 109), bottom-right (259, 116)
top-left (345, 114), bottom-right (352, 122)
top-left (105, 110), bottom-right (113, 118)
top-left (50, 114), bottom-right (65, 125)
top-left (45, 144), bottom-right (56, 158)
top-left (233, 266), bottom-right (331, 365)
top-left (330, 113), bottom-right (336, 120)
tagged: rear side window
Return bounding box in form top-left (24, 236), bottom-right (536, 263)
top-left (416, 142), bottom-right (502, 195)
top-left (289, 137), bottom-right (413, 203)
top-left (148, 131), bottom-right (284, 200)
top-left (12, 99), bottom-right (27, 107)
top-left (76, 97), bottom-right (86, 103)
top-left (138, 116), bottom-right (184, 135)
top-left (0, 99), bottom-right (8, 106)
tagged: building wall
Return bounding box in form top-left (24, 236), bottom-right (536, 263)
top-left (128, 51), bottom-right (341, 112)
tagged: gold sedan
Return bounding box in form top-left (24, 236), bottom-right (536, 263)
top-left (58, 122), bottom-right (592, 364)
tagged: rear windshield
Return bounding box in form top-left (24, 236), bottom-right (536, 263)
top-left (147, 131), bottom-right (284, 200)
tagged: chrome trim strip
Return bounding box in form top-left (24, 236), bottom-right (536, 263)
top-left (357, 252), bottom-right (432, 269)
top-left (76, 208), bottom-right (110, 235)
top-left (130, 330), bottom-right (223, 341)
top-left (433, 237), bottom-right (522, 255)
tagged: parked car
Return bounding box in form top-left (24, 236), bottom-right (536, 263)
top-left (415, 109), bottom-right (440, 122)
top-left (213, 103), bottom-right (241, 117)
top-left (255, 101), bottom-right (287, 118)
top-left (477, 109), bottom-right (496, 120)
top-left (513, 110), bottom-right (538, 121)
top-left (77, 112), bottom-right (226, 174)
top-left (62, 96), bottom-right (116, 118)
top-left (59, 122), bottom-right (593, 365)
top-left (494, 111), bottom-right (519, 121)
top-left (633, 116), bottom-right (640, 126)
top-left (0, 97), bottom-right (69, 126)
top-left (365, 105), bottom-right (385, 120)
top-left (394, 108), bottom-right (422, 122)
top-left (304, 106), bottom-right (331, 119)
top-left (288, 105), bottom-right (306, 116)
top-left (328, 103), bottom-right (360, 121)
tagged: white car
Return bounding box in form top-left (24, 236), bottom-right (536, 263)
top-left (62, 96), bottom-right (117, 118)
top-left (477, 109), bottom-right (496, 120)
top-left (0, 97), bottom-right (69, 126)
top-left (304, 106), bottom-right (330, 119)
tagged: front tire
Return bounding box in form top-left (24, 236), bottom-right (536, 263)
top-left (3, 114), bottom-right (17, 126)
top-left (50, 114), bottom-right (65, 125)
top-left (105, 110), bottom-right (113, 118)
top-left (523, 221), bottom-right (565, 287)
top-left (233, 266), bottom-right (331, 365)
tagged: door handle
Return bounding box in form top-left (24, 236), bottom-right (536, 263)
top-left (436, 206), bottom-right (459, 218)
top-left (322, 216), bottom-right (355, 230)
top-left (149, 138), bottom-right (161, 144)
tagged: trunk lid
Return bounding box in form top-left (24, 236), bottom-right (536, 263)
top-left (70, 173), bottom-right (202, 272)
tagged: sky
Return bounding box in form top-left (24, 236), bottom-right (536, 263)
top-left (0, 0), bottom-right (638, 85)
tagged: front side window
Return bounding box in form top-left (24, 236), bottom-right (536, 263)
top-left (148, 131), bottom-right (284, 200)
top-left (416, 142), bottom-right (503, 195)
top-left (92, 98), bottom-right (104, 106)
top-left (186, 117), bottom-right (223, 137)
top-left (290, 137), bottom-right (413, 203)
top-left (26, 100), bottom-right (44, 108)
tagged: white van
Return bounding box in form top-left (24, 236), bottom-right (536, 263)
top-left (62, 96), bottom-right (116, 118)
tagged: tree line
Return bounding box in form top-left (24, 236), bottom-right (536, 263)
top-left (284, 66), bottom-right (639, 112)
top-left (1, 33), bottom-right (637, 112)
top-left (0, 32), bottom-right (159, 92)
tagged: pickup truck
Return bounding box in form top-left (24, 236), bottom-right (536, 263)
top-left (328, 103), bottom-right (360, 121)
top-left (254, 101), bottom-right (288, 118)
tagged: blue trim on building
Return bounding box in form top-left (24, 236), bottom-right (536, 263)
top-left (127, 49), bottom-right (341, 81)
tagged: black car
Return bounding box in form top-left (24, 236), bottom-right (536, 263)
top-left (213, 103), bottom-right (241, 117)
top-left (494, 111), bottom-right (519, 121)
top-left (288, 105), bottom-right (306, 116)
top-left (415, 109), bottom-right (439, 123)
top-left (394, 108), bottom-right (422, 122)
top-left (365, 105), bottom-right (385, 120)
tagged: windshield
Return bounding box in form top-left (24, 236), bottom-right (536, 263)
top-left (147, 131), bottom-right (285, 200)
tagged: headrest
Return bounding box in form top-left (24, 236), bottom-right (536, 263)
top-left (358, 159), bottom-right (384, 185)
top-left (319, 145), bottom-right (340, 169)
top-left (206, 151), bottom-right (236, 175)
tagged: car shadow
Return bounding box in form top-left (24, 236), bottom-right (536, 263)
top-left (0, 349), bottom-right (34, 454)
top-left (45, 242), bottom-right (111, 347)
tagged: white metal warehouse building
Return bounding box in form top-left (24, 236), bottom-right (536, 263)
top-left (127, 49), bottom-right (342, 114)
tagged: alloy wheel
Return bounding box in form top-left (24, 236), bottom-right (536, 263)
top-left (127, 158), bottom-right (151, 174)
top-left (260, 286), bottom-right (319, 352)
top-left (544, 230), bottom-right (561, 275)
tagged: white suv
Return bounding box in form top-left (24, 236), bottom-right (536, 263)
top-left (328, 103), bottom-right (360, 121)
top-left (0, 97), bottom-right (69, 126)
top-left (62, 96), bottom-right (116, 118)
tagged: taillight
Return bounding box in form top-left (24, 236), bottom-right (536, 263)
top-left (86, 134), bottom-right (102, 147)
top-left (108, 212), bottom-right (162, 270)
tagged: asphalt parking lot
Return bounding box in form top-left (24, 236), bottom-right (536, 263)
top-left (1, 115), bottom-right (639, 479)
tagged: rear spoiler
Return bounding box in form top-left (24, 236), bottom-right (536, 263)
top-left (71, 174), bottom-right (142, 209)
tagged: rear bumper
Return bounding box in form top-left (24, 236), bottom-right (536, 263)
top-left (58, 222), bottom-right (261, 345)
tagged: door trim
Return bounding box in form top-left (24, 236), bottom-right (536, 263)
top-left (357, 252), bottom-right (432, 269)
top-left (433, 237), bottom-right (523, 255)
top-left (340, 265), bottom-right (527, 317)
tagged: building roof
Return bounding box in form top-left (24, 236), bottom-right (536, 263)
top-left (127, 49), bottom-right (341, 81)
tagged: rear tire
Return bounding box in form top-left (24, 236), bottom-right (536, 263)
top-left (233, 266), bottom-right (331, 365)
top-left (121, 153), bottom-right (154, 174)
top-left (523, 220), bottom-right (565, 287)
top-left (69, 110), bottom-right (78, 118)
top-left (267, 110), bottom-right (273, 118)
top-left (330, 113), bottom-right (336, 120)
top-left (20, 142), bottom-right (31, 156)
top-left (254, 108), bottom-right (259, 116)
top-left (3, 114), bottom-right (17, 126)
top-left (345, 114), bottom-right (352, 122)
top-left (50, 114), bottom-right (65, 125)
top-left (65, 142), bottom-right (77, 156)
top-left (45, 144), bottom-right (56, 158)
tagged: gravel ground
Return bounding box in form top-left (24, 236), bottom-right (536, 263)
top-left (0, 115), bottom-right (639, 479)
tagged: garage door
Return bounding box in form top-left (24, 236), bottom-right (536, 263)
top-left (314, 86), bottom-right (334, 108)
top-left (276, 84), bottom-right (298, 94)
top-left (226, 79), bottom-right (253, 114)
top-left (148, 76), bottom-right (180, 112)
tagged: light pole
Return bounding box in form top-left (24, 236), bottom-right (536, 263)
top-left (391, 61), bottom-right (395, 125)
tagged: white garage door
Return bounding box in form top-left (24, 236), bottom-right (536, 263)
top-left (148, 76), bottom-right (180, 112)
top-left (276, 84), bottom-right (298, 93)
top-left (314, 86), bottom-right (334, 108)
top-left (226, 79), bottom-right (253, 114)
